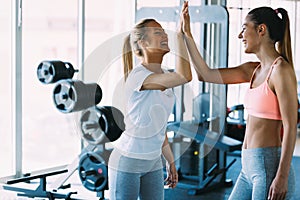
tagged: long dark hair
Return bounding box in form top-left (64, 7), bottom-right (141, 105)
top-left (122, 19), bottom-right (157, 81)
top-left (248, 7), bottom-right (293, 68)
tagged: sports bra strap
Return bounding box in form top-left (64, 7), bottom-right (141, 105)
top-left (266, 56), bottom-right (282, 81)
top-left (249, 64), bottom-right (261, 86)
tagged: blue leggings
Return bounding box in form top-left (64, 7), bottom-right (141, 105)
top-left (228, 147), bottom-right (295, 200)
top-left (108, 149), bottom-right (164, 200)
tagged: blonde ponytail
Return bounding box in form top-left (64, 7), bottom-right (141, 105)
top-left (123, 34), bottom-right (133, 81)
top-left (122, 18), bottom-right (157, 81)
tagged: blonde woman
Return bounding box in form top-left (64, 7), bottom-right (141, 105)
top-left (108, 5), bottom-right (192, 200)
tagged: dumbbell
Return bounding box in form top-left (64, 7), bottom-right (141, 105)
top-left (78, 152), bottom-right (108, 192)
top-left (53, 80), bottom-right (102, 113)
top-left (80, 106), bottom-right (125, 145)
top-left (37, 60), bottom-right (78, 84)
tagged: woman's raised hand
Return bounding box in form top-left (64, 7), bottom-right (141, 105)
top-left (180, 1), bottom-right (191, 36)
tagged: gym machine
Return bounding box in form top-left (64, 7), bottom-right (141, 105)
top-left (167, 100), bottom-right (242, 195)
top-left (225, 104), bottom-right (246, 142)
top-left (4, 60), bottom-right (125, 200)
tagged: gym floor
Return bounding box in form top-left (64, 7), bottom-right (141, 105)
top-left (1, 134), bottom-right (300, 200)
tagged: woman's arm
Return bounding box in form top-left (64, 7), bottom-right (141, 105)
top-left (268, 61), bottom-right (298, 200)
top-left (142, 33), bottom-right (192, 90)
top-left (181, 1), bottom-right (257, 84)
top-left (162, 134), bottom-right (178, 188)
top-left (141, 4), bottom-right (192, 91)
top-left (184, 34), bottom-right (257, 84)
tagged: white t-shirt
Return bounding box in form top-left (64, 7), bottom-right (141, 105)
top-left (114, 64), bottom-right (175, 160)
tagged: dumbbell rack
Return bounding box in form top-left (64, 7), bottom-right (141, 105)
top-left (3, 60), bottom-right (121, 199)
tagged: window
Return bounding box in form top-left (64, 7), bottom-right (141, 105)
top-left (0, 0), bottom-right (13, 177)
top-left (84, 0), bottom-right (134, 110)
top-left (22, 0), bottom-right (80, 172)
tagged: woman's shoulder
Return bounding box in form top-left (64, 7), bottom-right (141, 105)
top-left (273, 56), bottom-right (290, 68)
top-left (129, 64), bottom-right (151, 75)
top-left (272, 57), bottom-right (293, 73)
top-left (271, 57), bottom-right (296, 83)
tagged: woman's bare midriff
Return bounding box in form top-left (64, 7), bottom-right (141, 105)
top-left (243, 115), bottom-right (282, 149)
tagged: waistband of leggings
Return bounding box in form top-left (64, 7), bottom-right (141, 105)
top-left (242, 146), bottom-right (281, 156)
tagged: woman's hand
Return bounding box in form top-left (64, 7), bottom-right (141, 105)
top-left (268, 176), bottom-right (288, 200)
top-left (165, 162), bottom-right (178, 188)
top-left (179, 1), bottom-right (191, 36)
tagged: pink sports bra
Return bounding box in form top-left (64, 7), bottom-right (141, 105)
top-left (244, 57), bottom-right (282, 120)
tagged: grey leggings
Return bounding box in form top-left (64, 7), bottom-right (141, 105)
top-left (228, 147), bottom-right (295, 200)
top-left (108, 149), bottom-right (164, 200)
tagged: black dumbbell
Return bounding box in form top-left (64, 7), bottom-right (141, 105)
top-left (53, 80), bottom-right (102, 113)
top-left (37, 60), bottom-right (78, 84)
top-left (80, 106), bottom-right (125, 145)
